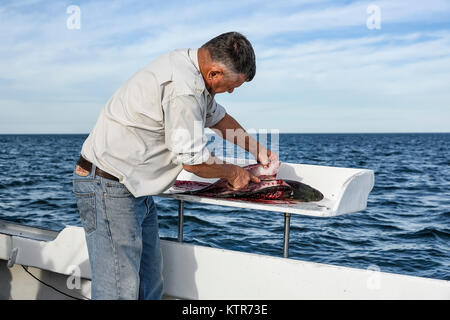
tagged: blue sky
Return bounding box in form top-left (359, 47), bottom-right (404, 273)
top-left (1, 0), bottom-right (449, 133)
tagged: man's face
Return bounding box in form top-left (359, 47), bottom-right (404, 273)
top-left (207, 70), bottom-right (246, 95)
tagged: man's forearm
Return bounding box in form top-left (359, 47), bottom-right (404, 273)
top-left (182, 154), bottom-right (261, 189)
top-left (182, 155), bottom-right (236, 180)
top-left (210, 113), bottom-right (264, 156)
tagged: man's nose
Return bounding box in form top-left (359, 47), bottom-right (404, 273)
top-left (227, 88), bottom-right (234, 93)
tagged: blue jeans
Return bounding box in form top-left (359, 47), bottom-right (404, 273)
top-left (72, 163), bottom-right (163, 300)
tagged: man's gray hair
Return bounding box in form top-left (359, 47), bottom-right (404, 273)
top-left (201, 32), bottom-right (256, 82)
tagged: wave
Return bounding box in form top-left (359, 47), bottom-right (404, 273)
top-left (396, 226), bottom-right (450, 241)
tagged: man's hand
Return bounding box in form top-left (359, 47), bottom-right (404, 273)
top-left (226, 166), bottom-right (260, 190)
top-left (182, 155), bottom-right (260, 191)
top-left (256, 147), bottom-right (279, 168)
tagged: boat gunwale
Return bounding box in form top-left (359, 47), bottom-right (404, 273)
top-left (0, 220), bottom-right (58, 242)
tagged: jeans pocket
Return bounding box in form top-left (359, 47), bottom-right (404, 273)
top-left (74, 191), bottom-right (97, 234)
top-left (105, 181), bottom-right (132, 198)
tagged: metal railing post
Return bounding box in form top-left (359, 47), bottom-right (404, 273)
top-left (178, 200), bottom-right (184, 242)
top-left (283, 213), bottom-right (291, 258)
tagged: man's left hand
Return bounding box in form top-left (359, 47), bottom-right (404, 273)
top-left (256, 147), bottom-right (279, 168)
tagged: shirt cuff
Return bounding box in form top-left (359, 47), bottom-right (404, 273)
top-left (174, 145), bottom-right (211, 166)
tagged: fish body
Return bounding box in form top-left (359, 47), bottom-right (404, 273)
top-left (174, 161), bottom-right (324, 203)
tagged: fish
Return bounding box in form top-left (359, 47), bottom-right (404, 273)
top-left (173, 161), bottom-right (324, 203)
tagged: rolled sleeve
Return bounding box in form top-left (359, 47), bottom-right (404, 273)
top-left (164, 95), bottom-right (211, 165)
top-left (205, 98), bottom-right (226, 128)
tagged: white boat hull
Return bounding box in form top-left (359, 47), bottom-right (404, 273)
top-left (1, 222), bottom-right (449, 300)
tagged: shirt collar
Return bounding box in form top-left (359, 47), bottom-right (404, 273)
top-left (188, 48), bottom-right (200, 74)
top-left (188, 48), bottom-right (212, 97)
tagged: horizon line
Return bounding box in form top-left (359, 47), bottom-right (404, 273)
top-left (1, 132), bottom-right (449, 135)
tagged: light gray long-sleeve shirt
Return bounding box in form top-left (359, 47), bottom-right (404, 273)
top-left (80, 48), bottom-right (226, 197)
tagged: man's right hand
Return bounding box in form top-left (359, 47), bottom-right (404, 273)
top-left (226, 166), bottom-right (260, 190)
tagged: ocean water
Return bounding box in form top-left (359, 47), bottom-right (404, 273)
top-left (0, 133), bottom-right (448, 280)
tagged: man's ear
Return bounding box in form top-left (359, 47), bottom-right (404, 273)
top-left (208, 66), bottom-right (224, 80)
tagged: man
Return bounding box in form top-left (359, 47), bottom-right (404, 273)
top-left (72, 31), bottom-right (278, 300)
